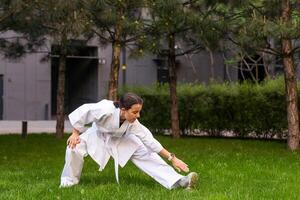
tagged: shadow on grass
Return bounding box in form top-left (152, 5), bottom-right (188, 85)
top-left (80, 174), bottom-right (156, 189)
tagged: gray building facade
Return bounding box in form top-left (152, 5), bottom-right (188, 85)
top-left (0, 36), bottom-right (237, 120)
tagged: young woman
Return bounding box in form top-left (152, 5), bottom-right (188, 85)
top-left (60, 93), bottom-right (198, 189)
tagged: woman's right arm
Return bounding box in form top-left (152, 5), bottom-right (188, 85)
top-left (67, 100), bottom-right (111, 148)
top-left (67, 128), bottom-right (81, 149)
top-left (68, 100), bottom-right (111, 133)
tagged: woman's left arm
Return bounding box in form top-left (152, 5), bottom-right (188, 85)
top-left (132, 121), bottom-right (189, 173)
top-left (159, 148), bottom-right (189, 173)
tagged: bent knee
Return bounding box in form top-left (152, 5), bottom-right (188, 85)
top-left (66, 142), bottom-right (87, 157)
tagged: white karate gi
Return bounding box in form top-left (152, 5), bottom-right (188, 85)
top-left (60, 99), bottom-right (183, 189)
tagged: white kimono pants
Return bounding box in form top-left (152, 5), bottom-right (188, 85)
top-left (60, 134), bottom-right (183, 189)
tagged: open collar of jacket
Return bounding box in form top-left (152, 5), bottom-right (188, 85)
top-left (95, 105), bottom-right (130, 138)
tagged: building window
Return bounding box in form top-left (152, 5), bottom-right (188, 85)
top-left (51, 44), bottom-right (99, 116)
top-left (238, 55), bottom-right (266, 82)
top-left (153, 58), bottom-right (169, 84)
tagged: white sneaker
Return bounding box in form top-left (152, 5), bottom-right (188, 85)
top-left (59, 178), bottom-right (77, 188)
top-left (176, 172), bottom-right (199, 189)
top-left (185, 172), bottom-right (198, 190)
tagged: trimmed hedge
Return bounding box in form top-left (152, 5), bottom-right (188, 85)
top-left (121, 77), bottom-right (290, 138)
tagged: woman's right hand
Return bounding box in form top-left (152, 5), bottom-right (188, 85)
top-left (67, 129), bottom-right (81, 149)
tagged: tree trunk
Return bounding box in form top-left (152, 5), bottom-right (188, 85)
top-left (168, 33), bottom-right (180, 138)
top-left (281, 0), bottom-right (300, 150)
top-left (207, 47), bottom-right (215, 81)
top-left (56, 45), bottom-right (67, 138)
top-left (108, 17), bottom-right (123, 101)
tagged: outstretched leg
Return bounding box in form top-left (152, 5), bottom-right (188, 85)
top-left (130, 139), bottom-right (184, 189)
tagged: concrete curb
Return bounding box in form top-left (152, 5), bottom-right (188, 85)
top-left (0, 120), bottom-right (73, 134)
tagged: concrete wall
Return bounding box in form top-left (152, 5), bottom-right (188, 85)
top-left (97, 45), bottom-right (112, 100)
top-left (177, 51), bottom-right (224, 83)
top-left (0, 52), bottom-right (51, 120)
top-left (123, 56), bottom-right (157, 86)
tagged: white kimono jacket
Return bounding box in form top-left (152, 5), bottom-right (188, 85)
top-left (68, 99), bottom-right (163, 183)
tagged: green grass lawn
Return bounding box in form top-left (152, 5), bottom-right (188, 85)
top-left (0, 134), bottom-right (300, 200)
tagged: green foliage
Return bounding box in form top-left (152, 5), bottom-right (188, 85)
top-left (145, 0), bottom-right (190, 54)
top-left (84, 0), bottom-right (146, 47)
top-left (215, 0), bottom-right (300, 56)
top-left (0, 0), bottom-right (92, 58)
top-left (29, 0), bottom-right (90, 45)
top-left (0, 0), bottom-right (43, 58)
top-left (122, 77), bottom-right (289, 137)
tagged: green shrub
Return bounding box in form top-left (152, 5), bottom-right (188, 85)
top-left (121, 77), bottom-right (290, 138)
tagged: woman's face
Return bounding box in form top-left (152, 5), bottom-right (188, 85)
top-left (122, 103), bottom-right (142, 123)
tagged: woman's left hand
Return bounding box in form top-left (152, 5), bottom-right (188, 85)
top-left (171, 157), bottom-right (189, 173)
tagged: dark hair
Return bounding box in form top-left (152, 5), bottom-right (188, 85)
top-left (113, 93), bottom-right (143, 110)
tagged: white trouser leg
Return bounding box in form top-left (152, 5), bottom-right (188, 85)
top-left (60, 139), bottom-right (88, 186)
top-left (130, 141), bottom-right (184, 189)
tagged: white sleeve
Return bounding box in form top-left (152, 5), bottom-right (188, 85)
top-left (68, 100), bottom-right (112, 132)
top-left (130, 121), bottom-right (163, 153)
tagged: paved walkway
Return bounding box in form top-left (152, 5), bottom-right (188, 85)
top-left (0, 120), bottom-right (73, 134)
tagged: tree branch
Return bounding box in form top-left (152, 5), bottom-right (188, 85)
top-left (92, 28), bottom-right (111, 43)
top-left (175, 44), bottom-right (204, 57)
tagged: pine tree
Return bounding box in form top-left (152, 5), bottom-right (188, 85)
top-left (145, 0), bottom-right (223, 138)
top-left (83, 0), bottom-right (146, 101)
top-left (21, 0), bottom-right (90, 138)
top-left (216, 0), bottom-right (300, 150)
